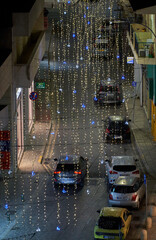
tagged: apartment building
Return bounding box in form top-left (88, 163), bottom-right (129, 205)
top-left (126, 1), bottom-right (156, 139)
top-left (0, 0), bottom-right (45, 174)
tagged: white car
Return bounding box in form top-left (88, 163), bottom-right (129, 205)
top-left (105, 156), bottom-right (140, 187)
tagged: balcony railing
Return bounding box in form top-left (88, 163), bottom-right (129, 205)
top-left (127, 23), bottom-right (156, 65)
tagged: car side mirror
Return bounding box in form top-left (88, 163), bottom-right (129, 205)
top-left (54, 158), bottom-right (58, 161)
top-left (97, 209), bottom-right (100, 213)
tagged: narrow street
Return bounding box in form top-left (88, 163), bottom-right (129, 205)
top-left (0, 1), bottom-right (155, 240)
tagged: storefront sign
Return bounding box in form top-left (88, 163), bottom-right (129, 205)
top-left (36, 82), bottom-right (45, 89)
top-left (127, 57), bottom-right (134, 64)
top-left (0, 131), bottom-right (10, 170)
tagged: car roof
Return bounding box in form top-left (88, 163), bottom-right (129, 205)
top-left (100, 207), bottom-right (127, 217)
top-left (114, 176), bottom-right (137, 186)
top-left (58, 155), bottom-right (80, 164)
top-left (108, 116), bottom-right (126, 122)
top-left (100, 79), bottom-right (119, 86)
top-left (111, 156), bottom-right (135, 165)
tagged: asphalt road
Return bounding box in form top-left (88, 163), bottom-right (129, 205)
top-left (1, 1), bottom-right (146, 240)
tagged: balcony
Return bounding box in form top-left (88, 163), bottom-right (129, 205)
top-left (12, 0), bottom-right (44, 36)
top-left (14, 31), bottom-right (45, 88)
top-left (127, 23), bottom-right (156, 65)
top-left (0, 50), bottom-right (12, 99)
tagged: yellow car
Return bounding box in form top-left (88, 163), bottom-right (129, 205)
top-left (94, 207), bottom-right (132, 240)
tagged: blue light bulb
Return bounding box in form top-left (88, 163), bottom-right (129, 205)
top-left (73, 90), bottom-right (77, 93)
top-left (87, 21), bottom-right (90, 25)
top-left (73, 33), bottom-right (76, 38)
top-left (5, 204), bottom-right (8, 209)
top-left (85, 46), bottom-right (88, 50)
top-left (62, 188), bottom-right (67, 193)
top-left (82, 104), bottom-right (86, 108)
top-left (32, 171), bottom-right (35, 177)
top-left (122, 75), bottom-right (125, 80)
top-left (56, 226), bottom-right (60, 231)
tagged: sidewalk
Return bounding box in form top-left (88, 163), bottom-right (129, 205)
top-left (126, 94), bottom-right (156, 239)
top-left (0, 121), bottom-right (52, 240)
top-left (19, 121), bottom-right (51, 173)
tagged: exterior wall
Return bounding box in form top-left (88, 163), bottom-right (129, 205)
top-left (0, 53), bottom-right (12, 99)
top-left (151, 101), bottom-right (156, 140)
top-left (134, 59), bottom-right (143, 105)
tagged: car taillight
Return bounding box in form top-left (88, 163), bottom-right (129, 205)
top-left (54, 171), bottom-right (61, 174)
top-left (74, 171), bottom-right (81, 174)
top-left (132, 170), bottom-right (139, 174)
top-left (131, 194), bottom-right (137, 201)
top-left (109, 170), bottom-right (118, 174)
top-left (106, 128), bottom-right (110, 134)
top-left (109, 194), bottom-right (113, 200)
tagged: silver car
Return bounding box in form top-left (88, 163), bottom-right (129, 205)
top-left (109, 176), bottom-right (145, 209)
top-left (54, 155), bottom-right (88, 187)
top-left (105, 156), bottom-right (140, 187)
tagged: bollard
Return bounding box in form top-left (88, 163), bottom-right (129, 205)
top-left (140, 229), bottom-right (147, 240)
top-left (146, 216), bottom-right (152, 229)
top-left (150, 205), bottom-right (156, 217)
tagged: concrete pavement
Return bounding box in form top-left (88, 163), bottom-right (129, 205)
top-left (126, 92), bottom-right (156, 239)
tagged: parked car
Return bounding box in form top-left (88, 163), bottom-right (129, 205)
top-left (103, 115), bottom-right (131, 143)
top-left (105, 155), bottom-right (140, 186)
top-left (109, 176), bottom-right (145, 209)
top-left (94, 207), bottom-right (132, 240)
top-left (54, 155), bottom-right (88, 187)
top-left (94, 79), bottom-right (122, 105)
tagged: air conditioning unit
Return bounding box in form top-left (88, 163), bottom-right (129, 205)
top-left (139, 49), bottom-right (145, 57)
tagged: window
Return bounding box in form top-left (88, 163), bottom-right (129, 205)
top-left (112, 185), bottom-right (136, 194)
top-left (98, 216), bottom-right (122, 229)
top-left (113, 165), bottom-right (136, 172)
top-left (56, 164), bottom-right (79, 171)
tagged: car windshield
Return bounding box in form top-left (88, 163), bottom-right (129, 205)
top-left (113, 165), bottom-right (136, 172)
top-left (111, 183), bottom-right (139, 193)
top-left (99, 86), bottom-right (118, 92)
top-left (56, 164), bottom-right (78, 171)
top-left (96, 43), bottom-right (108, 49)
top-left (110, 121), bottom-right (127, 129)
top-left (98, 216), bottom-right (122, 229)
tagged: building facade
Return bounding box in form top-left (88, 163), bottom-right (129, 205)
top-left (0, 0), bottom-right (45, 174)
top-left (126, 0), bottom-right (156, 140)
